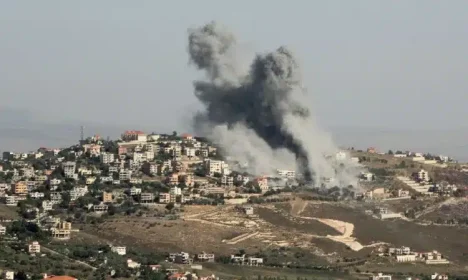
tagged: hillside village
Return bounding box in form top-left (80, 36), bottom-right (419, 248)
top-left (0, 131), bottom-right (466, 280)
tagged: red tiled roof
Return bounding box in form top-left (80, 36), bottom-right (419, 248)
top-left (45, 276), bottom-right (77, 280)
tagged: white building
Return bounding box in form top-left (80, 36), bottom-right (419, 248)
top-left (119, 169), bottom-right (132, 181)
top-left (206, 160), bottom-right (230, 176)
top-left (30, 192), bottom-right (44, 199)
top-left (221, 176), bottom-right (234, 186)
top-left (418, 169), bottom-right (429, 182)
top-left (100, 153), bottom-right (115, 164)
top-left (5, 196), bottom-right (17, 206)
top-left (42, 200), bottom-right (53, 211)
top-left (370, 273), bottom-right (392, 280)
top-left (70, 186), bottom-right (88, 201)
top-left (184, 148), bottom-right (196, 158)
top-left (50, 178), bottom-right (61, 186)
top-left (277, 169), bottom-right (296, 179)
top-left (130, 187), bottom-right (142, 196)
top-left (127, 259), bottom-right (141, 269)
top-left (62, 161), bottom-right (76, 179)
top-left (141, 193), bottom-right (155, 203)
top-left (336, 151), bottom-right (347, 161)
top-left (28, 241), bottom-right (41, 254)
top-left (3, 271), bottom-right (14, 280)
top-left (0, 224), bottom-right (6, 235)
top-left (170, 187), bottom-right (182, 196)
top-left (111, 246), bottom-right (127, 255)
top-left (396, 254), bottom-right (416, 262)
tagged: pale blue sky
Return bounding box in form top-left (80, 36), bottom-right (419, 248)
top-left (1, 1), bottom-right (468, 155)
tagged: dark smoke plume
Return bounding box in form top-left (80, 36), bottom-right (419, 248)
top-left (188, 21), bottom-right (359, 186)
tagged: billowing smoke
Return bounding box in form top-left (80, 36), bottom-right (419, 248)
top-left (188, 21), bottom-right (360, 187)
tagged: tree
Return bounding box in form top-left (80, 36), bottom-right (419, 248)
top-left (165, 202), bottom-right (175, 211)
top-left (172, 131), bottom-right (177, 137)
top-left (388, 150), bottom-right (393, 155)
top-left (14, 271), bottom-right (28, 280)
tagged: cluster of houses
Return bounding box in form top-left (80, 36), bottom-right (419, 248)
top-left (0, 131), bottom-right (298, 213)
top-left (384, 246), bottom-right (450, 265)
top-left (397, 169), bottom-right (459, 197)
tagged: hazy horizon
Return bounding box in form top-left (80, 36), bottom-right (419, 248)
top-left (1, 1), bottom-right (468, 159)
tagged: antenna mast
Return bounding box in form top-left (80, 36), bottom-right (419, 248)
top-left (80, 126), bottom-right (85, 142)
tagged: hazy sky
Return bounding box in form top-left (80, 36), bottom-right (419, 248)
top-left (1, 1), bottom-right (468, 133)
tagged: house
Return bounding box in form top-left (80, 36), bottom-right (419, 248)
top-left (197, 252), bottom-right (215, 262)
top-left (395, 254), bottom-right (416, 262)
top-left (254, 177), bottom-right (269, 193)
top-left (367, 147), bottom-right (377, 154)
top-left (242, 205), bottom-right (254, 215)
top-left (184, 148), bottom-right (196, 158)
top-left (127, 258), bottom-right (141, 269)
top-left (49, 178), bottom-right (61, 186)
top-left (335, 151), bottom-right (347, 161)
top-left (206, 160), bottom-right (230, 176)
top-left (62, 162), bottom-right (76, 179)
top-left (388, 246), bottom-right (411, 255)
top-left (51, 221), bottom-right (72, 240)
top-left (221, 175), bottom-right (234, 186)
top-left (169, 252), bottom-right (192, 264)
top-left (365, 188), bottom-right (386, 200)
top-left (418, 169), bottom-right (429, 182)
top-left (122, 130), bottom-right (147, 142)
top-left (82, 144), bottom-right (102, 156)
top-left (30, 192), bottom-right (45, 199)
top-left (50, 192), bottom-right (62, 204)
top-left (397, 189), bottom-right (410, 197)
top-left (70, 186), bottom-right (88, 201)
top-left (93, 204), bottom-right (109, 213)
top-left (3, 271), bottom-right (14, 280)
top-left (5, 195), bottom-right (17, 206)
top-left (13, 181), bottom-right (28, 196)
top-left (42, 200), bottom-right (53, 211)
top-left (102, 192), bottom-right (113, 203)
top-left (421, 251), bottom-right (450, 264)
top-left (247, 257), bottom-right (263, 266)
top-left (141, 193), bottom-right (155, 203)
top-left (167, 173), bottom-right (180, 185)
top-left (28, 241), bottom-right (41, 254)
top-left (100, 153), bottom-right (114, 164)
top-left (111, 246), bottom-right (126, 255)
top-left (0, 224), bottom-right (6, 235)
top-left (130, 187), bottom-right (142, 196)
top-left (276, 169), bottom-right (296, 179)
top-left (361, 172), bottom-right (374, 181)
top-left (119, 169), bottom-right (132, 181)
top-left (159, 193), bottom-right (171, 203)
top-left (85, 177), bottom-right (97, 185)
top-left (370, 273), bottom-right (391, 280)
top-left (129, 178), bottom-right (143, 185)
top-left (230, 254), bottom-right (245, 264)
top-left (431, 273), bottom-right (449, 280)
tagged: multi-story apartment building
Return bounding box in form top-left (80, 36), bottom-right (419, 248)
top-left (51, 221), bottom-right (72, 240)
top-left (119, 169), bottom-right (132, 181)
top-left (206, 160), bottom-right (230, 176)
top-left (62, 161), bottom-right (76, 179)
top-left (13, 181), bottom-right (28, 196)
top-left (28, 241), bottom-right (41, 254)
top-left (140, 193), bottom-right (155, 203)
top-left (100, 153), bottom-right (115, 164)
